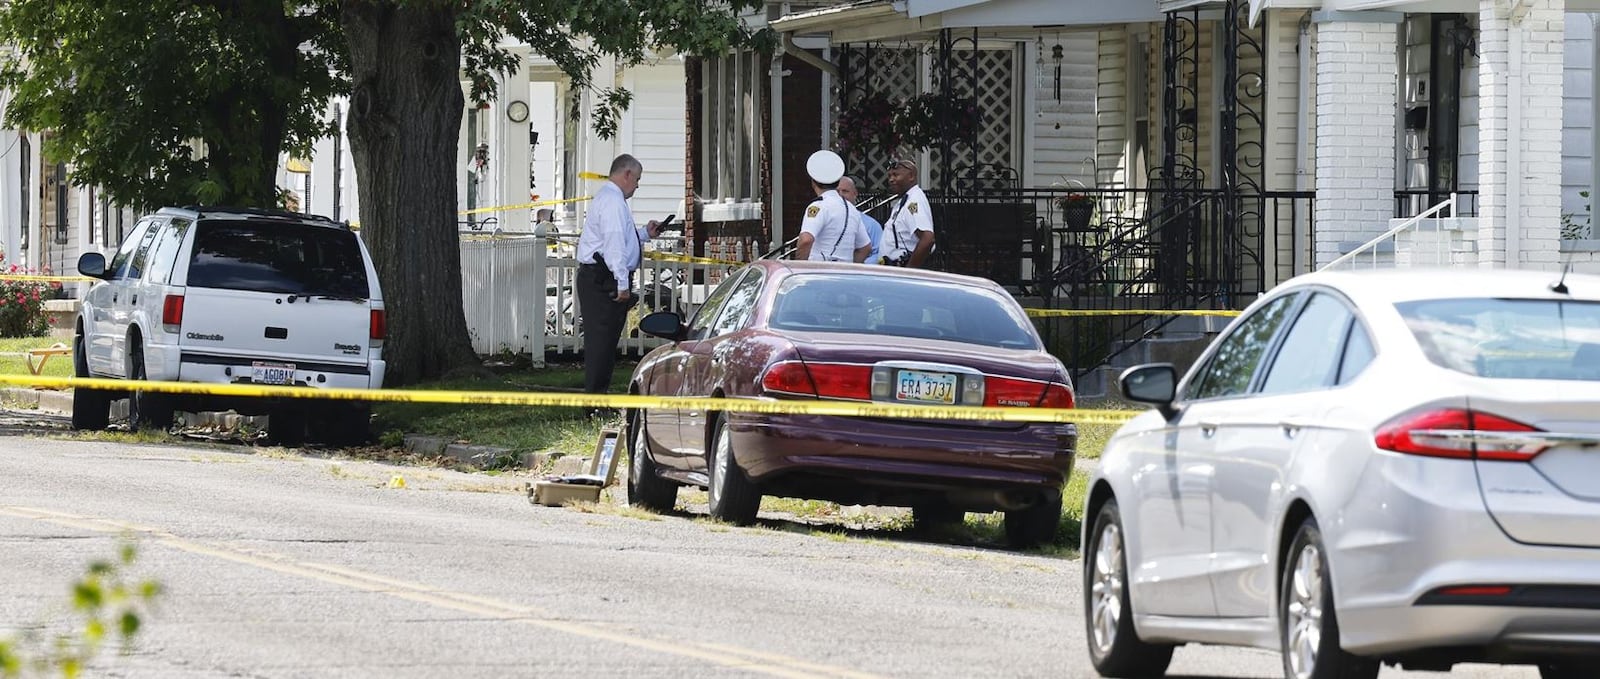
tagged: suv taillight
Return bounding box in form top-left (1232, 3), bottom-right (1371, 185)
top-left (1374, 408), bottom-right (1546, 461)
top-left (162, 294), bottom-right (184, 332)
top-left (369, 309), bottom-right (386, 347)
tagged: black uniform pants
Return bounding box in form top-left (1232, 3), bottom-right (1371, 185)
top-left (577, 262), bottom-right (634, 394)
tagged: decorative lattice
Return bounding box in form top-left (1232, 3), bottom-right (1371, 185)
top-left (931, 48), bottom-right (1015, 190)
top-left (839, 46), bottom-right (919, 191)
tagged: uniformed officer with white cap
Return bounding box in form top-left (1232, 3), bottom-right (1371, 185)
top-left (796, 150), bottom-right (871, 263)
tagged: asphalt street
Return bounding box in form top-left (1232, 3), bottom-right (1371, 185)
top-left (0, 426), bottom-right (1537, 678)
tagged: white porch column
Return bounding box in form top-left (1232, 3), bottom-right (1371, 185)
top-left (496, 48), bottom-right (533, 234)
top-left (1312, 11), bottom-right (1402, 268)
top-left (1479, 0), bottom-right (1565, 270)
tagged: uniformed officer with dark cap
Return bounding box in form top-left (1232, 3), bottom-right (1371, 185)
top-left (796, 150), bottom-right (871, 263)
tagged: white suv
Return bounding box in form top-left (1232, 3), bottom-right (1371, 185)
top-left (72, 206), bottom-right (386, 445)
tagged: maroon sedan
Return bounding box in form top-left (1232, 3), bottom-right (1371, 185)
top-left (626, 260), bottom-right (1077, 547)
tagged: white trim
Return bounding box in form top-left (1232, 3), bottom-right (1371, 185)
top-left (1023, 37), bottom-right (1038, 188)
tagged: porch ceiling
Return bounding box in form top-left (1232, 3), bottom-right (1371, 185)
top-left (771, 0), bottom-right (1160, 43)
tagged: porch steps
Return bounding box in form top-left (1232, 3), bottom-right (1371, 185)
top-left (1071, 315), bottom-right (1223, 401)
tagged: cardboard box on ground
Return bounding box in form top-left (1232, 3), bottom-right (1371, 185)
top-left (529, 427), bottom-right (621, 507)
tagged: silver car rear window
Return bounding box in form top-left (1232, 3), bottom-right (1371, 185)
top-left (770, 274), bottom-right (1040, 349)
top-left (1396, 298), bottom-right (1600, 379)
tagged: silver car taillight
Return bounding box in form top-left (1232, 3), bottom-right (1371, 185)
top-left (1374, 408), bottom-right (1546, 461)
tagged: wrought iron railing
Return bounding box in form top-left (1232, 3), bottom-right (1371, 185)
top-left (881, 185), bottom-right (1314, 379)
top-left (1395, 190), bottom-right (1477, 218)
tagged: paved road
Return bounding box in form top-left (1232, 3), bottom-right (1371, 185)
top-left (0, 430), bottom-right (1535, 678)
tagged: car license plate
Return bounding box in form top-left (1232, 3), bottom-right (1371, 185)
top-left (251, 361), bottom-right (296, 385)
top-left (896, 369), bottom-right (957, 404)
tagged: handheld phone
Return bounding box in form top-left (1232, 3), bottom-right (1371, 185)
top-left (659, 214), bottom-right (677, 229)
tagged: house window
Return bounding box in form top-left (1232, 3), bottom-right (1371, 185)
top-left (700, 51), bottom-right (763, 203)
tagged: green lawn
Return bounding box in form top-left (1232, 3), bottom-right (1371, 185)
top-left (0, 336), bottom-right (75, 380)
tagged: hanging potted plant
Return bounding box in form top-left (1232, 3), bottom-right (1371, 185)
top-left (1056, 193), bottom-right (1095, 231)
top-left (834, 92), bottom-right (901, 156)
top-left (896, 92), bottom-right (979, 151)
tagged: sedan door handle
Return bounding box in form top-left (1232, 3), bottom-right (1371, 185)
top-left (1199, 420), bottom-right (1219, 437)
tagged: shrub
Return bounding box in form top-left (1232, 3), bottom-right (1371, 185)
top-left (0, 260), bottom-right (60, 338)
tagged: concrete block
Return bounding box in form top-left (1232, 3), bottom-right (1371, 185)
top-left (442, 443), bottom-right (514, 468)
top-left (550, 455), bottom-right (591, 476)
top-left (403, 434), bottom-right (450, 457)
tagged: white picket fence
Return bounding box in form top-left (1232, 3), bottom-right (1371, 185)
top-left (459, 232), bottom-right (735, 363)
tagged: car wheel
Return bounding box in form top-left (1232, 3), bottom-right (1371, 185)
top-left (1004, 493), bottom-right (1063, 549)
top-left (70, 333), bottom-right (109, 431)
top-left (128, 341), bottom-right (174, 432)
top-left (1084, 499), bottom-right (1174, 678)
top-left (268, 405), bottom-right (307, 447)
top-left (707, 415), bottom-right (760, 525)
top-left (1281, 518), bottom-right (1379, 679)
top-left (626, 409), bottom-right (677, 512)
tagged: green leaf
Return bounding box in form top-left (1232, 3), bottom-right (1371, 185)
top-left (71, 581), bottom-right (103, 610)
top-left (118, 612), bottom-right (142, 639)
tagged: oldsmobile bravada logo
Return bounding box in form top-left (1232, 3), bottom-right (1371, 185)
top-left (335, 342), bottom-right (361, 354)
top-left (186, 332), bottom-right (224, 341)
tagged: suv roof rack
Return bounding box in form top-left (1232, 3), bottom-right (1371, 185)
top-left (177, 205), bottom-right (346, 228)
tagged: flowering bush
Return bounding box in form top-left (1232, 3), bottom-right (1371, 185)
top-left (0, 260), bottom-right (61, 337)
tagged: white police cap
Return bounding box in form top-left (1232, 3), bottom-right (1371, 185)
top-left (806, 150), bottom-right (845, 185)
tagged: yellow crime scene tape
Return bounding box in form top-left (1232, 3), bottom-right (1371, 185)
top-left (0, 274), bottom-right (96, 283)
top-left (459, 195), bottom-right (593, 217)
top-left (0, 374), bottom-right (1142, 426)
top-left (1024, 308), bottom-right (1240, 318)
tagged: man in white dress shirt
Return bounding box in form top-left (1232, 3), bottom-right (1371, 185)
top-left (795, 150), bottom-right (870, 263)
top-left (575, 154), bottom-right (662, 395)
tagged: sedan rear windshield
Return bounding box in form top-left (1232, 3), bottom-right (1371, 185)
top-left (1397, 297), bottom-right (1600, 380)
top-left (769, 274), bottom-right (1040, 349)
top-left (186, 220), bottom-right (369, 298)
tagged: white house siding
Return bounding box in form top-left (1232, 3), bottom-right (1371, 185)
top-left (1264, 10), bottom-right (1310, 284)
top-left (0, 129), bottom-right (23, 267)
top-left (1095, 26), bottom-right (1130, 190)
top-left (1032, 30), bottom-right (1099, 190)
top-left (1563, 13), bottom-right (1596, 237)
top-left (620, 60), bottom-right (687, 226)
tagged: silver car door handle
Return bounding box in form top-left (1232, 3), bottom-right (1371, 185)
top-left (1199, 420), bottom-right (1219, 437)
top-left (1280, 420), bottom-right (1302, 438)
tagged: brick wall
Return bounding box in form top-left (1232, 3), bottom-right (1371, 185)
top-left (1478, 0), bottom-right (1566, 270)
top-left (1313, 18), bottom-right (1399, 268)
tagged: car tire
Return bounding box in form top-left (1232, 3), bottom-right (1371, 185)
top-left (911, 503), bottom-right (964, 529)
top-left (626, 409), bottom-right (677, 512)
top-left (707, 415), bottom-right (760, 526)
top-left (308, 402), bottom-right (371, 447)
top-left (1004, 493), bottom-right (1063, 549)
top-left (1084, 499), bottom-right (1174, 678)
top-left (128, 341), bottom-right (174, 433)
top-left (70, 333), bottom-right (109, 431)
top-left (268, 405), bottom-right (307, 447)
top-left (1280, 518), bottom-right (1379, 679)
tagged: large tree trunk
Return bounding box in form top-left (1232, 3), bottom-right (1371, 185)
top-left (341, 3), bottom-right (479, 386)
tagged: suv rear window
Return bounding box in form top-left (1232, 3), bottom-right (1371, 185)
top-left (1397, 298), bottom-right (1600, 380)
top-left (186, 220), bottom-right (369, 298)
top-left (769, 274), bottom-right (1040, 349)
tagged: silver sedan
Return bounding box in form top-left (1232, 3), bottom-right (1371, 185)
top-left (1081, 268), bottom-right (1600, 679)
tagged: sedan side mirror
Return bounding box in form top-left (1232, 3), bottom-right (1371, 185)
top-left (638, 311), bottom-right (687, 341)
top-left (1120, 363), bottom-right (1178, 420)
top-left (77, 252), bottom-right (108, 279)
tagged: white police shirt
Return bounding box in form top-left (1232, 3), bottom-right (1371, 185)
top-left (799, 190), bottom-right (869, 262)
top-left (883, 184), bottom-right (934, 263)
